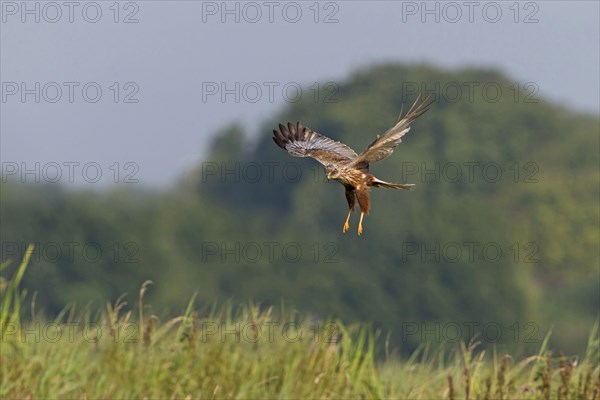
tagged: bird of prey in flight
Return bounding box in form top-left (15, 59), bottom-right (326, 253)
top-left (272, 95), bottom-right (432, 236)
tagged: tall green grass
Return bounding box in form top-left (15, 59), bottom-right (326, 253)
top-left (1, 249), bottom-right (598, 399)
top-left (0, 244), bottom-right (33, 332)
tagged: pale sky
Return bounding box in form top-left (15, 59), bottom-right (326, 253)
top-left (1, 1), bottom-right (599, 187)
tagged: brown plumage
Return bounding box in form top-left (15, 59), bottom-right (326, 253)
top-left (272, 95), bottom-right (432, 235)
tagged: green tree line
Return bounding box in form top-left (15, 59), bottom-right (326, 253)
top-left (1, 64), bottom-right (598, 355)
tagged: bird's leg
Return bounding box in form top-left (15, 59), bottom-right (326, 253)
top-left (342, 209), bottom-right (352, 234)
top-left (343, 186), bottom-right (356, 235)
top-left (358, 212), bottom-right (365, 236)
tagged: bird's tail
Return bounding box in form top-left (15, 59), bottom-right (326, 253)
top-left (371, 178), bottom-right (415, 190)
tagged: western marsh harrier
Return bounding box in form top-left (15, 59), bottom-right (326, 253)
top-left (272, 95), bottom-right (432, 235)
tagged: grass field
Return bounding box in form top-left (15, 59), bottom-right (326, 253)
top-left (1, 247), bottom-right (598, 399)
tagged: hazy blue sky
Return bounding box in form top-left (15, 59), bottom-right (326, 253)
top-left (2, 1), bottom-right (598, 187)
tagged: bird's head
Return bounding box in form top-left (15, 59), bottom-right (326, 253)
top-left (324, 165), bottom-right (340, 180)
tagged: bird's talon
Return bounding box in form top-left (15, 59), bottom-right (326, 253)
top-left (358, 225), bottom-right (363, 236)
top-left (342, 222), bottom-right (349, 234)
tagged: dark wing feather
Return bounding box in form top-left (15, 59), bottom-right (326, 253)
top-left (272, 121), bottom-right (357, 166)
top-left (348, 95), bottom-right (432, 169)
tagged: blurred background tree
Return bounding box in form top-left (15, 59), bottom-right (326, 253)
top-left (1, 64), bottom-right (598, 355)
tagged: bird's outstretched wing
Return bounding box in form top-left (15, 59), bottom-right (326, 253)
top-left (273, 121), bottom-right (358, 166)
top-left (348, 95), bottom-right (432, 169)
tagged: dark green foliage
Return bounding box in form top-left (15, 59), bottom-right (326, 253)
top-left (1, 64), bottom-right (598, 355)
